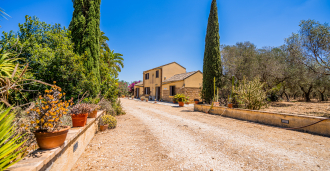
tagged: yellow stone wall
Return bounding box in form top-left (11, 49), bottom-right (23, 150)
top-left (184, 71), bottom-right (203, 88)
top-left (194, 104), bottom-right (330, 137)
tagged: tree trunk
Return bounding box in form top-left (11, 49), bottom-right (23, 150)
top-left (284, 92), bottom-right (290, 102)
top-left (300, 85), bottom-right (313, 102)
top-left (318, 89), bottom-right (326, 101)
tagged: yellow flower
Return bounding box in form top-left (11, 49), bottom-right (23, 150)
top-left (53, 81), bottom-right (56, 84)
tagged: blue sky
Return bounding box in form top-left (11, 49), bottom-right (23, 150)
top-left (1, 0), bottom-right (329, 82)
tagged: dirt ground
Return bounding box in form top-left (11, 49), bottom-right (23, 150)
top-left (72, 99), bottom-right (330, 171)
top-left (262, 100), bottom-right (330, 118)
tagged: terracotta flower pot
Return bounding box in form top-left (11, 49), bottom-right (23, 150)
top-left (88, 110), bottom-right (98, 118)
top-left (71, 113), bottom-right (88, 127)
top-left (185, 102), bottom-right (190, 105)
top-left (34, 126), bottom-right (70, 150)
top-left (179, 101), bottom-right (184, 107)
top-left (146, 100), bottom-right (148, 102)
top-left (228, 103), bottom-right (233, 108)
top-left (194, 101), bottom-right (199, 104)
top-left (100, 125), bottom-right (108, 131)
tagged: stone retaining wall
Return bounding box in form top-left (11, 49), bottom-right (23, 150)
top-left (8, 111), bottom-right (105, 171)
top-left (194, 104), bottom-right (330, 137)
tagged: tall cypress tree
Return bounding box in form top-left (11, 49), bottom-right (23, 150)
top-left (202, 0), bottom-right (222, 103)
top-left (69, 0), bottom-right (101, 96)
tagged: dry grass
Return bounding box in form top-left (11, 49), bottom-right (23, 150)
top-left (261, 99), bottom-right (330, 118)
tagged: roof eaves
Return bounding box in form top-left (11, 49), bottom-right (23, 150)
top-left (143, 62), bottom-right (186, 73)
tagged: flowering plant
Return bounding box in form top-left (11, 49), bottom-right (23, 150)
top-left (28, 82), bottom-right (73, 132)
top-left (128, 80), bottom-right (141, 94)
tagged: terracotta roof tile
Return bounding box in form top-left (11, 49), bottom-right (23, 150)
top-left (162, 71), bottom-right (201, 84)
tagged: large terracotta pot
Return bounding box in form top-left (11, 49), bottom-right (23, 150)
top-left (228, 103), bottom-right (233, 108)
top-left (71, 113), bottom-right (88, 127)
top-left (34, 126), bottom-right (70, 150)
top-left (100, 125), bottom-right (108, 131)
top-left (178, 101), bottom-right (184, 107)
top-left (88, 110), bottom-right (98, 118)
top-left (194, 101), bottom-right (199, 104)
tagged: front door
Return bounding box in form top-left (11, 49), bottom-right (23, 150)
top-left (156, 87), bottom-right (161, 100)
top-left (136, 88), bottom-right (139, 98)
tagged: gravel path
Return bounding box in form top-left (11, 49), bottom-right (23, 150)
top-left (72, 99), bottom-right (330, 171)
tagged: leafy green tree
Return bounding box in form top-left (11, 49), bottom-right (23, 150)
top-left (202, 0), bottom-right (222, 103)
top-left (298, 20), bottom-right (330, 74)
top-left (1, 16), bottom-right (89, 101)
top-left (69, 0), bottom-right (102, 96)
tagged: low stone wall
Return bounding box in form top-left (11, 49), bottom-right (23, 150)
top-left (194, 104), bottom-right (330, 137)
top-left (7, 111), bottom-right (105, 171)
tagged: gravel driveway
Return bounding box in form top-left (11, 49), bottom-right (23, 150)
top-left (72, 99), bottom-right (330, 171)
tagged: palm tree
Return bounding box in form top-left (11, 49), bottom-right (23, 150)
top-left (106, 50), bottom-right (124, 77)
top-left (99, 31), bottom-right (124, 77)
top-left (0, 52), bottom-right (20, 78)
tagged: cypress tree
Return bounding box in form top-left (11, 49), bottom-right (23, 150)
top-left (202, 0), bottom-right (222, 103)
top-left (69, 0), bottom-right (101, 96)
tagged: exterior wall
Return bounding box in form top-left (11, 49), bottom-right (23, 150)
top-left (194, 104), bottom-right (330, 137)
top-left (162, 81), bottom-right (184, 102)
top-left (162, 81), bottom-right (202, 103)
top-left (182, 87), bottom-right (202, 103)
top-left (143, 69), bottom-right (162, 99)
top-left (162, 63), bottom-right (186, 82)
top-left (184, 72), bottom-right (203, 88)
top-left (134, 85), bottom-right (143, 98)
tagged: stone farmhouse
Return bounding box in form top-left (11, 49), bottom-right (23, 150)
top-left (134, 62), bottom-right (203, 103)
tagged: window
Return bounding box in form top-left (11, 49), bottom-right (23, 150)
top-left (170, 86), bottom-right (176, 96)
top-left (145, 73), bottom-right (149, 80)
top-left (144, 87), bottom-right (150, 95)
top-left (156, 70), bottom-right (159, 78)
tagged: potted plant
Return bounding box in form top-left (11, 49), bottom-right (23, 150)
top-left (28, 83), bottom-right (73, 150)
top-left (172, 97), bottom-right (178, 104)
top-left (174, 94), bottom-right (186, 107)
top-left (88, 104), bottom-right (99, 118)
top-left (194, 99), bottom-right (199, 104)
top-left (100, 115), bottom-right (117, 131)
top-left (140, 96), bottom-right (145, 101)
top-left (70, 103), bottom-right (92, 127)
top-left (185, 96), bottom-right (190, 105)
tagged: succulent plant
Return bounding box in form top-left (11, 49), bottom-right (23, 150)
top-left (70, 103), bottom-right (92, 115)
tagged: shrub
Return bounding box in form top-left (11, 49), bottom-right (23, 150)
top-left (113, 99), bottom-right (126, 115)
top-left (101, 115), bottom-right (117, 129)
top-left (233, 77), bottom-right (267, 110)
top-left (174, 94), bottom-right (186, 102)
top-left (82, 97), bottom-right (100, 104)
top-left (28, 83), bottom-right (73, 132)
top-left (98, 99), bottom-right (115, 116)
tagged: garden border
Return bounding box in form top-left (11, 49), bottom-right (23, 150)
top-left (7, 110), bottom-right (105, 171)
top-left (194, 104), bottom-right (330, 137)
